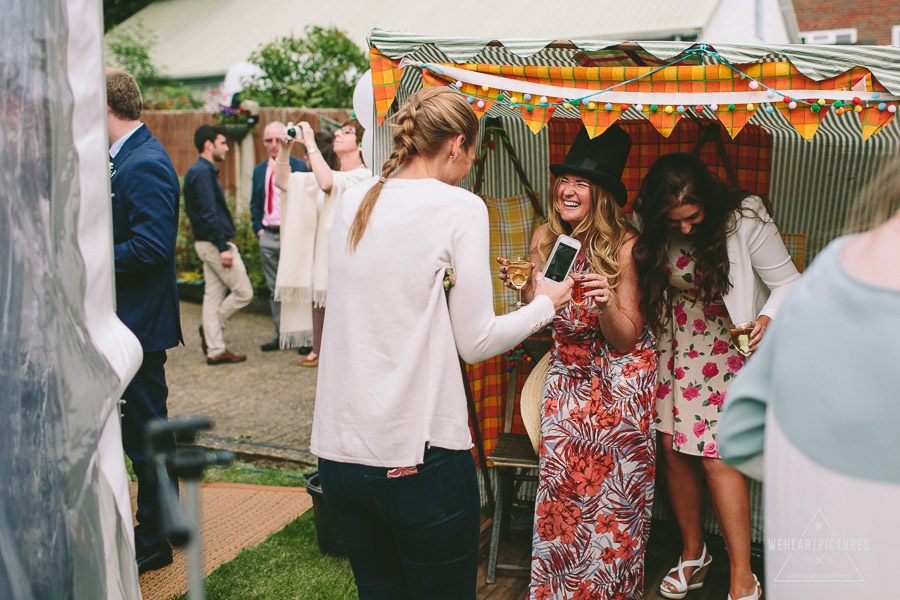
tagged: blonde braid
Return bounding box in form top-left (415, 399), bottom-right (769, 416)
top-left (347, 99), bottom-right (418, 251)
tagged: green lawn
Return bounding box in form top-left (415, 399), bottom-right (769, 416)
top-left (126, 458), bottom-right (359, 600)
top-left (175, 511), bottom-right (358, 600)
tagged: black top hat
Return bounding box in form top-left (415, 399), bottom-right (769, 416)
top-left (550, 125), bottom-right (632, 207)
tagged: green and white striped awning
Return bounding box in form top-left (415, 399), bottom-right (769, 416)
top-left (369, 30), bottom-right (900, 94)
top-left (368, 31), bottom-right (900, 259)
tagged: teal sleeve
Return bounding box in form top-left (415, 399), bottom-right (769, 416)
top-left (718, 320), bottom-right (777, 479)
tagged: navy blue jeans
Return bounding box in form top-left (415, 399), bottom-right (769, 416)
top-left (319, 447), bottom-right (480, 600)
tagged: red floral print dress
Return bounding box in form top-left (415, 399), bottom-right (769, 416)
top-left (530, 253), bottom-right (658, 600)
top-left (655, 233), bottom-right (746, 458)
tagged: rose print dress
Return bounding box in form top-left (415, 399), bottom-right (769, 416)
top-left (530, 253), bottom-right (658, 600)
top-left (656, 232), bottom-right (747, 458)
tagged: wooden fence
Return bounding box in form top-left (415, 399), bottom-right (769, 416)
top-left (142, 107), bottom-right (353, 201)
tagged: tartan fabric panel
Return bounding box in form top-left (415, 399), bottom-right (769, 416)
top-left (485, 194), bottom-right (539, 314)
top-left (368, 48), bottom-right (403, 125)
top-left (548, 118), bottom-right (772, 214)
top-left (466, 354), bottom-right (535, 460)
top-left (779, 233), bottom-right (806, 273)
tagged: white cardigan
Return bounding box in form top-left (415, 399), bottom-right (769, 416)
top-left (721, 196), bottom-right (800, 324)
top-left (310, 177), bottom-right (556, 468)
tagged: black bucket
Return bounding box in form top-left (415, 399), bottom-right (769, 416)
top-left (304, 470), bottom-right (346, 557)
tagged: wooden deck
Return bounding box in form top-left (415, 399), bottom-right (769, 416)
top-left (477, 517), bottom-right (765, 600)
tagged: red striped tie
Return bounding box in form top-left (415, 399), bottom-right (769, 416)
top-left (267, 169), bottom-right (274, 215)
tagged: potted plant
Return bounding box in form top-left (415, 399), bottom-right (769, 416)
top-left (214, 103), bottom-right (257, 141)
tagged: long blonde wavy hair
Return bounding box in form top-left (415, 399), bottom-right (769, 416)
top-left (536, 176), bottom-right (633, 302)
top-left (347, 87), bottom-right (479, 252)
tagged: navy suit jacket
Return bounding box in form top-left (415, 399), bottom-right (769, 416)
top-left (111, 124), bottom-right (183, 352)
top-left (249, 156), bottom-right (308, 234)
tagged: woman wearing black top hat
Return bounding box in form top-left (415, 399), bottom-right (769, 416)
top-left (502, 125), bottom-right (657, 599)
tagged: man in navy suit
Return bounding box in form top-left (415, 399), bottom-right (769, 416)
top-left (250, 121), bottom-right (308, 351)
top-left (107, 68), bottom-right (183, 574)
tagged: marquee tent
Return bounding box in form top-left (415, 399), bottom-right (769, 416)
top-left (364, 30), bottom-right (900, 539)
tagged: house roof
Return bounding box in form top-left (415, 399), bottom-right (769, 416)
top-left (110, 0), bottom-right (722, 80)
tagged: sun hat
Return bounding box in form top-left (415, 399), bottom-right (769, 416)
top-left (549, 124), bottom-right (632, 207)
top-left (520, 352), bottom-right (550, 456)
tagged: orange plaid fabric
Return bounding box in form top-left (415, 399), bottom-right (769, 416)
top-left (780, 233), bottom-right (806, 272)
top-left (466, 337), bottom-right (550, 461)
top-left (485, 194), bottom-right (539, 314)
top-left (369, 48), bottom-right (404, 125)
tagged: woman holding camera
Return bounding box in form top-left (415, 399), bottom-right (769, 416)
top-left (273, 118), bottom-right (369, 366)
top-left (310, 87), bottom-right (571, 600)
top-left (502, 125), bottom-right (657, 600)
top-left (632, 152), bottom-right (800, 600)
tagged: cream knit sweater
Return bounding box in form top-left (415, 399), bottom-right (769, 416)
top-left (311, 177), bottom-right (555, 468)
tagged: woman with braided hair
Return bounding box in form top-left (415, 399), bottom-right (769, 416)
top-left (310, 87), bottom-right (572, 599)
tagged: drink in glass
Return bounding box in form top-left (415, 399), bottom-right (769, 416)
top-left (506, 256), bottom-right (532, 308)
top-left (572, 277), bottom-right (587, 305)
top-left (729, 322), bottom-right (754, 357)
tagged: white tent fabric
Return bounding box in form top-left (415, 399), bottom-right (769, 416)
top-left (1, 0), bottom-right (141, 597)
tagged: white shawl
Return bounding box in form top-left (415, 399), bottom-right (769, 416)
top-left (274, 166), bottom-right (371, 348)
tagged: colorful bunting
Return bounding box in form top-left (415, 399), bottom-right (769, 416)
top-left (369, 48), bottom-right (404, 126)
top-left (374, 46), bottom-right (897, 140)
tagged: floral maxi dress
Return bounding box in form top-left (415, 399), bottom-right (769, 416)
top-left (656, 233), bottom-right (748, 458)
top-left (530, 253), bottom-right (658, 600)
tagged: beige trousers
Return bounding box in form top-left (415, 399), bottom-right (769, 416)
top-left (195, 241), bottom-right (253, 357)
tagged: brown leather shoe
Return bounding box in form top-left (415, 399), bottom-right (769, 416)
top-left (298, 356), bottom-right (319, 367)
top-left (207, 349), bottom-right (247, 365)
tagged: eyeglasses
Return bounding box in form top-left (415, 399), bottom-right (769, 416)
top-left (558, 177), bottom-right (591, 191)
top-left (336, 127), bottom-right (357, 136)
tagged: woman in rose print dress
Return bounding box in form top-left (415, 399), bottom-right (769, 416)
top-left (632, 153), bottom-right (799, 600)
top-left (503, 125), bottom-right (657, 600)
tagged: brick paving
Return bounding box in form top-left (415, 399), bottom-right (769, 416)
top-left (166, 301), bottom-right (318, 466)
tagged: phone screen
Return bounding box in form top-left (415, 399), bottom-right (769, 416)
top-left (545, 243), bottom-right (579, 282)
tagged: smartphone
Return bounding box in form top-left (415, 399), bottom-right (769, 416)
top-left (543, 235), bottom-right (582, 282)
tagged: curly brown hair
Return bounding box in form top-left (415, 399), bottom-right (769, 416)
top-left (632, 153), bottom-right (752, 333)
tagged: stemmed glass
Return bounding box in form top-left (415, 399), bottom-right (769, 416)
top-left (570, 264), bottom-right (590, 328)
top-left (729, 322), bottom-right (754, 357)
top-left (506, 256), bottom-right (533, 309)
